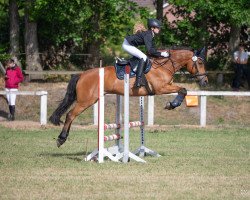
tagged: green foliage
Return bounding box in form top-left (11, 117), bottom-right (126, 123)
top-left (0, 2), bottom-right (9, 54)
top-left (165, 0), bottom-right (250, 69)
top-left (0, 53), bottom-right (11, 63)
top-left (34, 0), bottom-right (140, 49)
top-left (1, 0), bottom-right (249, 70)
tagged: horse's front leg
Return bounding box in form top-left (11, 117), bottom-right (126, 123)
top-left (156, 84), bottom-right (187, 110)
top-left (165, 87), bottom-right (187, 110)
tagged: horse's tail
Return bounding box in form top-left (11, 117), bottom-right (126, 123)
top-left (49, 74), bottom-right (80, 125)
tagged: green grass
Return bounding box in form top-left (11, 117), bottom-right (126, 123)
top-left (0, 125), bottom-right (249, 199)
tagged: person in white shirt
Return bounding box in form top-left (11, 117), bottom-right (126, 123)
top-left (232, 44), bottom-right (250, 90)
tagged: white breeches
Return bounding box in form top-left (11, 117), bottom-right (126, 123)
top-left (5, 88), bottom-right (18, 106)
top-left (122, 39), bottom-right (147, 61)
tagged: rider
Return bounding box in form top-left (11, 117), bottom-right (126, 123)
top-left (122, 18), bottom-right (169, 87)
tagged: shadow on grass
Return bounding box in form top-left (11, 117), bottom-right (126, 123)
top-left (39, 151), bottom-right (93, 162)
top-left (0, 110), bottom-right (8, 119)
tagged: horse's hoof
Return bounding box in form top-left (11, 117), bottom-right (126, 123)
top-left (56, 138), bottom-right (66, 148)
top-left (165, 102), bottom-right (174, 110)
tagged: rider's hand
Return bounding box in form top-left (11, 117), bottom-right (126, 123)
top-left (161, 51), bottom-right (169, 58)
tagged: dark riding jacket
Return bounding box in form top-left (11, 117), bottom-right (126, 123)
top-left (125, 30), bottom-right (162, 57)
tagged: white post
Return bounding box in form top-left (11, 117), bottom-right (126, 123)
top-left (93, 102), bottom-right (98, 125)
top-left (116, 95), bottom-right (122, 150)
top-left (40, 91), bottom-right (47, 126)
top-left (98, 67), bottom-right (105, 163)
top-left (200, 95), bottom-right (207, 127)
top-left (147, 96), bottom-right (154, 126)
top-left (123, 66), bottom-right (130, 163)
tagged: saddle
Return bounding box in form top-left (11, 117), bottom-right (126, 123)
top-left (114, 57), bottom-right (151, 80)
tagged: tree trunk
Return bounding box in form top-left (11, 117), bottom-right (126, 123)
top-left (229, 24), bottom-right (241, 55)
top-left (156, 0), bottom-right (163, 21)
top-left (85, 12), bottom-right (100, 68)
top-left (85, 40), bottom-right (101, 68)
top-left (9, 0), bottom-right (21, 67)
top-left (24, 0), bottom-right (42, 79)
top-left (222, 24), bottom-right (241, 70)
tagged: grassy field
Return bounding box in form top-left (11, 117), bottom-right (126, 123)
top-left (0, 125), bottom-right (249, 200)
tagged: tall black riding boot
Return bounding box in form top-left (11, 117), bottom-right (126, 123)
top-left (8, 105), bottom-right (12, 121)
top-left (135, 58), bottom-right (146, 88)
top-left (9, 105), bottom-right (15, 121)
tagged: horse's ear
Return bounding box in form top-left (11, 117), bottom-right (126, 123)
top-left (200, 47), bottom-right (206, 56)
top-left (196, 47), bottom-right (206, 60)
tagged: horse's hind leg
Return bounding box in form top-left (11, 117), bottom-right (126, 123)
top-left (57, 100), bottom-right (96, 147)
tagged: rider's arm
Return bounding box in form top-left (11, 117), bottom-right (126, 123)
top-left (144, 32), bottom-right (162, 57)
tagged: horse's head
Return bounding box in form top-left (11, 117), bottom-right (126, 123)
top-left (186, 47), bottom-right (208, 87)
top-left (152, 46), bottom-right (208, 87)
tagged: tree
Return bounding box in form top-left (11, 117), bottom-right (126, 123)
top-left (9, 0), bottom-right (21, 67)
top-left (156, 0), bottom-right (163, 21)
top-left (166, 0), bottom-right (250, 69)
top-left (0, 0), bottom-right (10, 55)
top-left (34, 0), bottom-right (142, 68)
top-left (24, 0), bottom-right (42, 77)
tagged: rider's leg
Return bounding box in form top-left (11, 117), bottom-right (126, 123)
top-left (135, 58), bottom-right (146, 87)
top-left (122, 39), bottom-right (147, 87)
top-left (122, 39), bottom-right (147, 60)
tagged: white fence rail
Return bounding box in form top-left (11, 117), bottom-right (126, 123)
top-left (93, 91), bottom-right (250, 127)
top-left (1, 90), bottom-right (249, 127)
top-left (0, 90), bottom-right (48, 125)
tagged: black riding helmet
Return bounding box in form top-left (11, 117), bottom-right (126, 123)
top-left (147, 18), bottom-right (162, 29)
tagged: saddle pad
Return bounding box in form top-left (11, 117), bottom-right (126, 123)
top-left (114, 60), bottom-right (151, 80)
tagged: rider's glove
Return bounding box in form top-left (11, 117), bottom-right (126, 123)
top-left (161, 51), bottom-right (169, 58)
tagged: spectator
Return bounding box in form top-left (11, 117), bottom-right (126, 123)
top-left (5, 59), bottom-right (24, 121)
top-left (232, 44), bottom-right (250, 91)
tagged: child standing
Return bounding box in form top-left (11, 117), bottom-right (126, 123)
top-left (5, 59), bottom-right (24, 121)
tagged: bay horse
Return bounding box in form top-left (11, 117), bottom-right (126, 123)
top-left (50, 47), bottom-right (208, 147)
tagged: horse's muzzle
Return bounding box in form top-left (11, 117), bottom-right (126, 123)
top-left (199, 76), bottom-right (208, 87)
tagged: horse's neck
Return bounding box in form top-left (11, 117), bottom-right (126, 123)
top-left (151, 58), bottom-right (186, 74)
top-left (168, 51), bottom-right (192, 72)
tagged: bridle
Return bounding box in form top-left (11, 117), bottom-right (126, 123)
top-left (152, 50), bottom-right (207, 80)
top-left (190, 56), bottom-right (208, 79)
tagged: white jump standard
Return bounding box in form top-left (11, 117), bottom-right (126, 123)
top-left (85, 68), bottom-right (122, 162)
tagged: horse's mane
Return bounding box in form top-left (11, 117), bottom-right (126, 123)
top-left (159, 46), bottom-right (194, 51)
